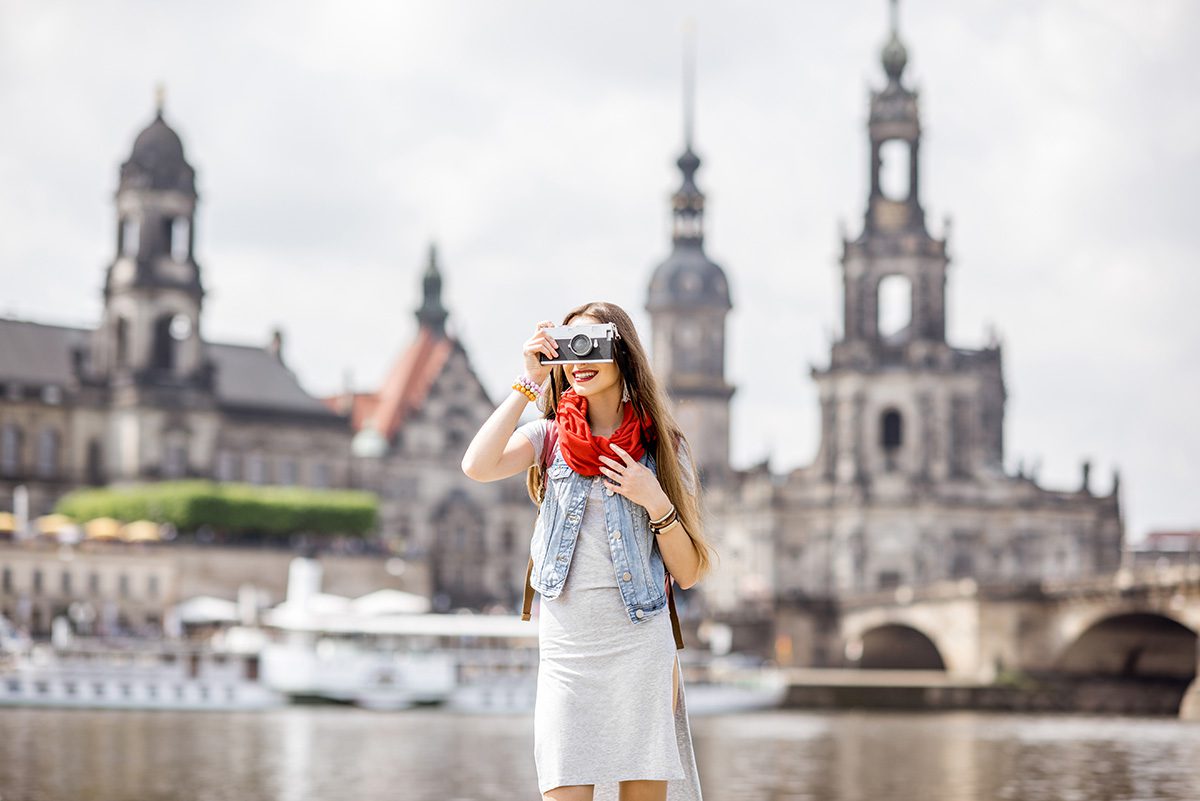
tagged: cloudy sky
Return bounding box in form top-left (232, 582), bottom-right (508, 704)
top-left (2, 1), bottom-right (1196, 543)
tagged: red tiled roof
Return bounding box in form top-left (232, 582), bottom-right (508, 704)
top-left (320, 328), bottom-right (456, 441)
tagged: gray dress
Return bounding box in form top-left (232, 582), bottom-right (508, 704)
top-left (518, 418), bottom-right (703, 800)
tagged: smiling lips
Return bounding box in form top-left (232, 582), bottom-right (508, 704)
top-left (573, 369), bottom-right (598, 383)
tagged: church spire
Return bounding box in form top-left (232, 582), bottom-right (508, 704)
top-left (881, 0), bottom-right (909, 84)
top-left (672, 21), bottom-right (705, 245)
top-left (415, 242), bottom-right (449, 336)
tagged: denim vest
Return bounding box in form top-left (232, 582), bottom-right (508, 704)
top-left (526, 441), bottom-right (671, 627)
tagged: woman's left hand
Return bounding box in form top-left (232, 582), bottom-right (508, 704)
top-left (599, 445), bottom-right (670, 516)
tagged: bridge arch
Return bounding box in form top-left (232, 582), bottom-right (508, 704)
top-left (1054, 612), bottom-right (1197, 680)
top-left (858, 623), bottom-right (947, 670)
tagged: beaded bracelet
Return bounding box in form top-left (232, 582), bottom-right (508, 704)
top-left (512, 374), bottom-right (543, 402)
top-left (517, 374), bottom-right (543, 396)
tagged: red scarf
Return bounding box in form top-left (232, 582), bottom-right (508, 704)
top-left (555, 387), bottom-right (655, 476)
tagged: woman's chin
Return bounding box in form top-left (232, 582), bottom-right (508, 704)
top-left (575, 382), bottom-right (615, 397)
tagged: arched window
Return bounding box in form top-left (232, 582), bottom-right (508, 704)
top-left (120, 218), bottom-right (139, 256)
top-left (1, 424), bottom-right (22, 476)
top-left (879, 139), bottom-right (912, 201)
top-left (877, 274), bottom-right (912, 341)
top-left (115, 317), bottom-right (130, 368)
top-left (35, 429), bottom-right (60, 478)
top-left (152, 315), bottom-right (175, 371)
top-left (170, 217), bottom-right (190, 261)
top-left (86, 439), bottom-right (104, 485)
top-left (881, 408), bottom-right (903, 472)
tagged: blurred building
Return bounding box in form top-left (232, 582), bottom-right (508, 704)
top-left (646, 6), bottom-right (1125, 653)
top-left (321, 245), bottom-right (537, 613)
top-left (1129, 530), bottom-right (1200, 569)
top-left (0, 96), bottom-right (354, 521)
top-left (0, 96), bottom-right (537, 635)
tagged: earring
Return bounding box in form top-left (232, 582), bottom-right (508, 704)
top-left (621, 382), bottom-right (630, 403)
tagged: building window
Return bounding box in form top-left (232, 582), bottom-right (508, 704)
top-left (311, 462), bottom-right (330, 488)
top-left (86, 439), bottom-right (105, 486)
top-left (88, 572), bottom-right (100, 595)
top-left (877, 570), bottom-right (902, 590)
top-left (118, 573), bottom-right (130, 600)
top-left (164, 439), bottom-right (188, 479)
top-left (32, 569), bottom-right (42, 595)
top-left (279, 458), bottom-right (298, 486)
top-left (120, 218), bottom-right (139, 257)
top-left (36, 429), bottom-right (60, 479)
top-left (170, 217), bottom-right (190, 262)
top-left (878, 138), bottom-right (912, 201)
top-left (152, 315), bottom-right (175, 371)
top-left (148, 575), bottom-right (159, 599)
top-left (2, 567), bottom-right (11, 593)
top-left (877, 274), bottom-right (913, 341)
top-left (246, 453), bottom-right (266, 485)
top-left (0, 424), bottom-right (21, 476)
top-left (61, 570), bottom-right (71, 595)
top-left (115, 317), bottom-right (130, 368)
top-left (216, 450), bottom-right (239, 482)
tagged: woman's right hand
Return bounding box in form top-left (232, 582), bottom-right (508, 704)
top-left (523, 321), bottom-right (559, 386)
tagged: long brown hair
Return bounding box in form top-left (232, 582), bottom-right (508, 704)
top-left (525, 301), bottom-right (717, 584)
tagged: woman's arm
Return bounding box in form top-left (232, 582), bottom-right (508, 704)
top-left (461, 390), bottom-right (538, 482)
top-left (462, 320), bottom-right (559, 482)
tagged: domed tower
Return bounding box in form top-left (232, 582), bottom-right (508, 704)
top-left (810, 0), bottom-right (1006, 490)
top-left (646, 36), bottom-right (735, 484)
top-left (91, 87), bottom-right (208, 388)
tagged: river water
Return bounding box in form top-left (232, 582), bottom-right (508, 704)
top-left (1, 707), bottom-right (1198, 801)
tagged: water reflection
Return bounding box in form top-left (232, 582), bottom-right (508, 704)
top-left (0, 708), bottom-right (1197, 801)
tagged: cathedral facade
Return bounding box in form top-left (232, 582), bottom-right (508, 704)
top-left (657, 10), bottom-right (1125, 633)
top-left (0, 98), bottom-right (355, 521)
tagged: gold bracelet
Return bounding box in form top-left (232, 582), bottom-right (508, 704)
top-left (649, 507), bottom-right (678, 534)
top-left (653, 517), bottom-right (681, 535)
top-left (649, 504), bottom-right (676, 526)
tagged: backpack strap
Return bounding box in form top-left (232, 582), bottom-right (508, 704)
top-left (522, 420), bottom-right (685, 650)
top-left (521, 421), bottom-right (557, 622)
top-left (665, 570), bottom-right (684, 650)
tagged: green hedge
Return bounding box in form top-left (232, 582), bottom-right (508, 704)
top-left (55, 480), bottom-right (378, 536)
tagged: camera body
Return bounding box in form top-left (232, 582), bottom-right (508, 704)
top-left (539, 322), bottom-right (620, 365)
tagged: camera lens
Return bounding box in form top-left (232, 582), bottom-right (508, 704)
top-left (569, 333), bottom-right (594, 357)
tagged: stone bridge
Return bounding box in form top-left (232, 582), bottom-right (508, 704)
top-left (835, 564), bottom-right (1200, 717)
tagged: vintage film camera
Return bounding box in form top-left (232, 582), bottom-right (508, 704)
top-left (538, 322), bottom-right (620, 365)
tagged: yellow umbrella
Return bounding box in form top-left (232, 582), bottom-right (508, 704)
top-left (121, 520), bottom-right (162, 542)
top-left (84, 517), bottom-right (123, 539)
top-left (0, 512), bottom-right (15, 532)
top-left (37, 513), bottom-right (74, 535)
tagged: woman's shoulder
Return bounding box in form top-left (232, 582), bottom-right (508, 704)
top-left (516, 416), bottom-right (554, 463)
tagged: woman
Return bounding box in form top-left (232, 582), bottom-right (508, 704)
top-left (461, 300), bottom-right (715, 801)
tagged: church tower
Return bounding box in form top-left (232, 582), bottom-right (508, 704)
top-left (91, 88), bottom-right (209, 390)
top-left (646, 33), bottom-right (735, 484)
top-left (811, 0), bottom-right (1006, 491)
